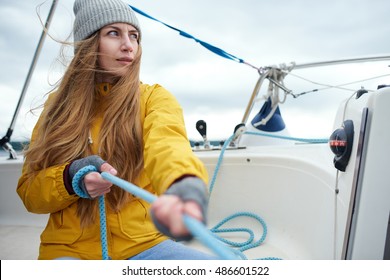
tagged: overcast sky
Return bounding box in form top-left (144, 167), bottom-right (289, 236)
top-left (1, 0), bottom-right (389, 143)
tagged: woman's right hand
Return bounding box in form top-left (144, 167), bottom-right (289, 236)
top-left (68, 155), bottom-right (117, 199)
top-left (83, 162), bottom-right (117, 198)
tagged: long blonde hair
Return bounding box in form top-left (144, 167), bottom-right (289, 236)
top-left (24, 32), bottom-right (144, 227)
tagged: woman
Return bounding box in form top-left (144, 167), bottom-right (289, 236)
top-left (17, 0), bottom-right (214, 260)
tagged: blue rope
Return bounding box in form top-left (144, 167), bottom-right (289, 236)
top-left (207, 131), bottom-right (328, 259)
top-left (210, 131), bottom-right (328, 193)
top-left (71, 165), bottom-right (96, 198)
top-left (73, 167), bottom-right (240, 260)
top-left (206, 134), bottom-right (273, 259)
top-left (244, 131), bottom-right (329, 143)
top-left (100, 172), bottom-right (239, 260)
top-left (209, 134), bottom-right (234, 194)
top-left (98, 195), bottom-right (109, 260)
top-left (72, 166), bottom-right (110, 260)
top-left (211, 211), bottom-right (267, 252)
top-left (129, 5), bottom-right (259, 69)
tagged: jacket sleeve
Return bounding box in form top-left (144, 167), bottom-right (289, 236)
top-left (17, 162), bottom-right (78, 214)
top-left (16, 104), bottom-right (79, 214)
top-left (142, 84), bottom-right (208, 195)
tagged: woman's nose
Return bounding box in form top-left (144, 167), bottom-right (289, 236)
top-left (121, 36), bottom-right (134, 52)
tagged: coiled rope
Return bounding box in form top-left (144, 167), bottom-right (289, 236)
top-left (207, 130), bottom-right (329, 259)
top-left (72, 166), bottom-right (240, 260)
top-left (72, 165), bottom-right (110, 260)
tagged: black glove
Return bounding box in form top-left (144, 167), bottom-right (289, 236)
top-left (68, 155), bottom-right (105, 198)
top-left (151, 176), bottom-right (209, 241)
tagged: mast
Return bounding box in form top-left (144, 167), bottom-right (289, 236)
top-left (0, 0), bottom-right (58, 159)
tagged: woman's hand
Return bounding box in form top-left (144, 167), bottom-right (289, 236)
top-left (151, 195), bottom-right (203, 237)
top-left (150, 176), bottom-right (208, 240)
top-left (83, 162), bottom-right (117, 198)
top-left (68, 155), bottom-right (117, 199)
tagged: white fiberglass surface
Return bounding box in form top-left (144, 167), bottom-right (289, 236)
top-left (198, 146), bottom-right (337, 259)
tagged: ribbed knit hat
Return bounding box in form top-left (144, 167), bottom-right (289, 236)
top-left (73, 0), bottom-right (141, 42)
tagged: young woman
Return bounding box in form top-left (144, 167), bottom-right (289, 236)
top-left (17, 0), bottom-right (215, 260)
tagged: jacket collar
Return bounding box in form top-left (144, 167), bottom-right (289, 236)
top-left (95, 83), bottom-right (112, 97)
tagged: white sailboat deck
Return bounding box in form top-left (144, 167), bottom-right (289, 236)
top-left (0, 144), bottom-right (336, 260)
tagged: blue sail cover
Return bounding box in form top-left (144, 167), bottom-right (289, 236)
top-left (251, 99), bottom-right (286, 132)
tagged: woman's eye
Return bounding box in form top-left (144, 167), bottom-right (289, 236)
top-left (129, 33), bottom-right (138, 40)
top-left (108, 30), bottom-right (119, 36)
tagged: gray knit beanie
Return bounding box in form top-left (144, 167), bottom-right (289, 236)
top-left (73, 0), bottom-right (141, 42)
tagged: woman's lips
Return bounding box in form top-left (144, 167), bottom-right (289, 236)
top-left (117, 57), bottom-right (133, 65)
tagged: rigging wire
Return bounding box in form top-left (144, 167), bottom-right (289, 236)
top-left (129, 5), bottom-right (261, 72)
top-left (284, 71), bottom-right (390, 97)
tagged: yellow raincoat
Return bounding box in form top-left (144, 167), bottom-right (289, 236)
top-left (17, 83), bottom-right (208, 259)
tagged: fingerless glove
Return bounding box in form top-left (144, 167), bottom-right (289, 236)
top-left (151, 176), bottom-right (209, 241)
top-left (65, 155), bottom-right (105, 198)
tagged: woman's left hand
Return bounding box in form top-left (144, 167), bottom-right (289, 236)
top-left (151, 195), bottom-right (203, 237)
